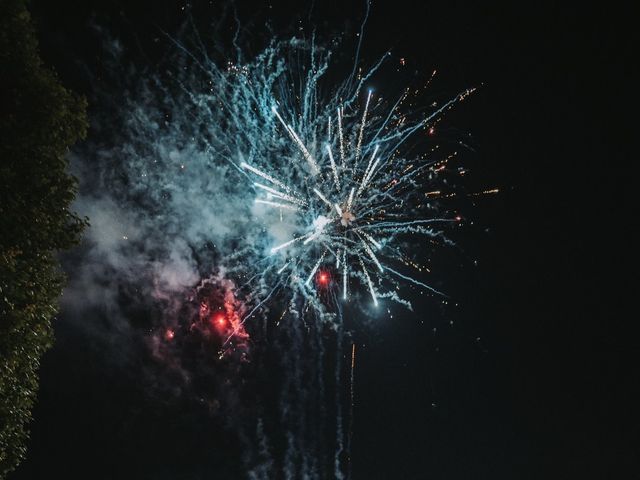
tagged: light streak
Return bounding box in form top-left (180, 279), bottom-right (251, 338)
top-left (228, 37), bottom-right (475, 314)
top-left (359, 257), bottom-right (378, 306)
top-left (83, 19), bottom-right (487, 480)
top-left (342, 249), bottom-right (348, 300)
top-left (254, 182), bottom-right (306, 206)
top-left (346, 188), bottom-right (355, 212)
top-left (305, 251), bottom-right (327, 287)
top-left (337, 106), bottom-right (345, 164)
top-left (241, 162), bottom-right (290, 192)
top-left (255, 199), bottom-right (298, 211)
top-left (358, 234), bottom-right (384, 273)
top-left (356, 145), bottom-right (379, 197)
top-left (355, 89), bottom-right (372, 162)
top-left (326, 144), bottom-right (341, 191)
top-left (271, 233), bottom-right (312, 254)
top-left (272, 106), bottom-right (320, 174)
top-left (313, 188), bottom-right (333, 208)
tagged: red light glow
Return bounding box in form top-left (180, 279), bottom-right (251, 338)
top-left (317, 271), bottom-right (330, 286)
top-left (165, 329), bottom-right (175, 340)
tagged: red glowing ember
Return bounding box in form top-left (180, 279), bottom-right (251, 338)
top-left (317, 271), bottom-right (330, 286)
top-left (213, 313), bottom-right (226, 327)
top-left (165, 329), bottom-right (175, 340)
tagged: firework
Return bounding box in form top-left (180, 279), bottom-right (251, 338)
top-left (76, 19), bottom-right (489, 476)
top-left (222, 45), bottom-right (477, 325)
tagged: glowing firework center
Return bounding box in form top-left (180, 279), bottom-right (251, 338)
top-left (241, 89), bottom-right (390, 305)
top-left (225, 38), bottom-right (475, 317)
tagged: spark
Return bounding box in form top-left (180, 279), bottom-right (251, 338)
top-left (241, 162), bottom-right (291, 192)
top-left (81, 20), bottom-right (487, 480)
top-left (271, 233), bottom-right (312, 254)
top-left (255, 199), bottom-right (298, 211)
top-left (272, 105), bottom-right (320, 174)
top-left (342, 249), bottom-right (348, 300)
top-left (361, 232), bottom-right (382, 249)
top-left (241, 75), bottom-right (471, 309)
top-left (355, 89), bottom-right (373, 162)
top-left (254, 182), bottom-right (306, 206)
top-left (326, 144), bottom-right (341, 190)
top-left (277, 262), bottom-right (290, 274)
top-left (337, 107), bottom-right (345, 164)
top-left (305, 251), bottom-right (327, 287)
top-left (356, 145), bottom-right (379, 197)
top-left (359, 257), bottom-right (378, 306)
top-left (204, 37), bottom-right (476, 313)
top-left (358, 234), bottom-right (384, 273)
top-left (317, 271), bottom-right (330, 286)
top-left (346, 188), bottom-right (355, 212)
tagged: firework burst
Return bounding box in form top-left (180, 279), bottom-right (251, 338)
top-left (71, 18), bottom-right (491, 475)
top-left (209, 39), bottom-right (480, 337)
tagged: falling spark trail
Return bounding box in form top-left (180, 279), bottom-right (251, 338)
top-left (355, 89), bottom-right (372, 162)
top-left (85, 18), bottom-right (485, 480)
top-left (359, 258), bottom-right (378, 306)
top-left (272, 106), bottom-right (320, 174)
top-left (254, 182), bottom-right (306, 206)
top-left (255, 199), bottom-right (298, 211)
top-left (347, 342), bottom-right (356, 480)
top-left (360, 155), bottom-right (381, 192)
top-left (305, 252), bottom-right (326, 287)
top-left (216, 45), bottom-right (479, 468)
top-left (356, 145), bottom-right (379, 197)
top-left (384, 266), bottom-right (448, 297)
top-left (271, 233), bottom-right (312, 254)
top-left (359, 235), bottom-right (384, 273)
top-left (354, 218), bottom-right (458, 231)
top-left (326, 144), bottom-right (341, 190)
top-left (277, 262), bottom-right (290, 274)
top-left (342, 250), bottom-right (348, 300)
top-left (241, 162), bottom-right (291, 193)
top-left (313, 188), bottom-right (333, 208)
top-left (337, 107), bottom-right (345, 164)
top-left (346, 188), bottom-right (355, 212)
top-left (222, 280), bottom-right (282, 348)
top-left (243, 73), bottom-right (471, 315)
top-left (361, 232), bottom-right (381, 249)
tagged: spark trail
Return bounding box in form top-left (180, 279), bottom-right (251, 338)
top-left (239, 74), bottom-right (475, 312)
top-left (143, 29), bottom-right (479, 319)
top-left (78, 15), bottom-right (490, 477)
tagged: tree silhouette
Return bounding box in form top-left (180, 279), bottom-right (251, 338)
top-left (0, 0), bottom-right (87, 476)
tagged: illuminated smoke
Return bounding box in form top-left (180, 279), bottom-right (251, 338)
top-left (62, 10), bottom-right (490, 476)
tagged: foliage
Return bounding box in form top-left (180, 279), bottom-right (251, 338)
top-left (0, 0), bottom-right (88, 476)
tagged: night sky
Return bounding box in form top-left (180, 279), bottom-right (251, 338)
top-left (10, 1), bottom-right (636, 479)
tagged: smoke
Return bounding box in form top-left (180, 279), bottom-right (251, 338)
top-left (57, 22), bottom-right (357, 478)
top-left (56, 4), bottom-right (472, 473)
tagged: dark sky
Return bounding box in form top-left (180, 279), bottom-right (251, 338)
top-left (12, 1), bottom-right (636, 479)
